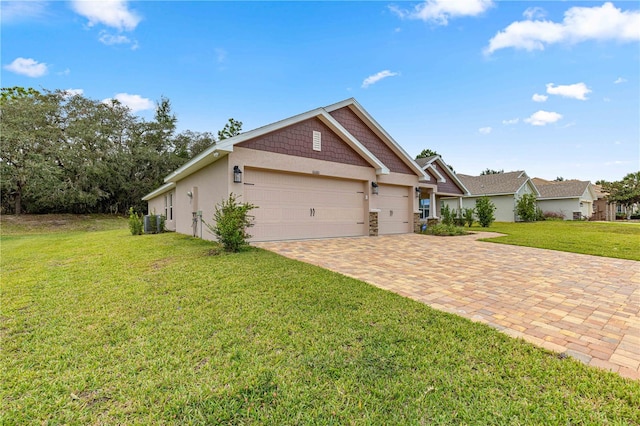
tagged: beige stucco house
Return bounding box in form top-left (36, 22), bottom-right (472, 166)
top-left (441, 171), bottom-right (539, 222)
top-left (415, 155), bottom-right (469, 221)
top-left (532, 178), bottom-right (597, 220)
top-left (143, 98), bottom-right (435, 242)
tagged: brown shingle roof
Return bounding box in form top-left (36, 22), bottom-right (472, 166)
top-left (457, 171), bottom-right (530, 196)
top-left (532, 178), bottom-right (591, 199)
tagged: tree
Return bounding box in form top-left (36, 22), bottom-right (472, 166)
top-left (554, 176), bottom-right (565, 181)
top-left (603, 172), bottom-right (640, 219)
top-left (515, 193), bottom-right (538, 222)
top-left (475, 196), bottom-right (496, 227)
top-left (217, 118), bottom-right (243, 140)
top-left (0, 88), bottom-right (63, 214)
top-left (480, 168), bottom-right (503, 175)
top-left (416, 149), bottom-right (439, 159)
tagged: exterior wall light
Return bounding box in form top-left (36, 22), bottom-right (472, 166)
top-left (371, 181), bottom-right (379, 195)
top-left (415, 187), bottom-right (421, 198)
top-left (233, 165), bottom-right (243, 183)
top-left (187, 191), bottom-right (193, 198)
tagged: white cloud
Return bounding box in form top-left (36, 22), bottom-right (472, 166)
top-left (614, 77), bottom-right (627, 84)
top-left (502, 118), bottom-right (519, 125)
top-left (4, 57), bottom-right (48, 77)
top-left (362, 70), bottom-right (399, 88)
top-left (103, 93), bottom-right (153, 113)
top-left (1, 1), bottom-right (49, 22)
top-left (389, 0), bottom-right (493, 25)
top-left (532, 93), bottom-right (548, 102)
top-left (478, 126), bottom-right (492, 134)
top-left (523, 7), bottom-right (546, 20)
top-left (546, 82), bottom-right (591, 100)
top-left (485, 2), bottom-right (640, 54)
top-left (99, 31), bottom-right (131, 45)
top-left (524, 110), bottom-right (563, 126)
top-left (71, 0), bottom-right (141, 31)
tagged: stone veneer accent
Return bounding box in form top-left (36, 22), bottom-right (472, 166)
top-left (237, 117), bottom-right (370, 167)
top-left (369, 211), bottom-right (379, 236)
top-left (329, 107), bottom-right (415, 175)
top-left (413, 213), bottom-right (421, 233)
top-left (427, 218), bottom-right (439, 227)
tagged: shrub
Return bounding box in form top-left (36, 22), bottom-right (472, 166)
top-left (425, 223), bottom-right (470, 236)
top-left (463, 207), bottom-right (475, 227)
top-left (475, 196), bottom-right (496, 227)
top-left (516, 193), bottom-right (538, 222)
top-left (128, 207), bottom-right (143, 235)
top-left (441, 204), bottom-right (454, 226)
top-left (205, 193), bottom-right (257, 252)
top-left (543, 211), bottom-right (565, 221)
top-left (454, 209), bottom-right (466, 227)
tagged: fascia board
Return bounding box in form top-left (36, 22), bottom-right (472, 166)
top-left (317, 112), bottom-right (389, 175)
top-left (142, 182), bottom-right (175, 201)
top-left (325, 99), bottom-right (429, 181)
top-left (164, 108), bottom-right (327, 183)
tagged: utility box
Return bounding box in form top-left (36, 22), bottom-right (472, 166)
top-left (144, 215), bottom-right (163, 234)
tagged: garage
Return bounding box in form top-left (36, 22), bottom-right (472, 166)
top-left (377, 184), bottom-right (411, 235)
top-left (244, 168), bottom-right (367, 241)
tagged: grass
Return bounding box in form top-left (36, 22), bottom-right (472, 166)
top-left (476, 220), bottom-right (640, 261)
top-left (2, 216), bottom-right (639, 424)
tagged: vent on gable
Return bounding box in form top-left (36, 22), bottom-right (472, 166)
top-left (312, 131), bottom-right (321, 151)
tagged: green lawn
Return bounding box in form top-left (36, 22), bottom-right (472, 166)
top-left (477, 220), bottom-right (640, 261)
top-left (2, 217), bottom-right (639, 424)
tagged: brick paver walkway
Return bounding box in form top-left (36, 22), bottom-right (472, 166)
top-left (255, 233), bottom-right (640, 380)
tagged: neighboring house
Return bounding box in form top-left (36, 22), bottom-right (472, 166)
top-left (143, 98), bottom-right (431, 242)
top-left (414, 155), bottom-right (469, 220)
top-left (532, 178), bottom-right (597, 220)
top-left (441, 171), bottom-right (539, 222)
top-left (592, 184), bottom-right (617, 221)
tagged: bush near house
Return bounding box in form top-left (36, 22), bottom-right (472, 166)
top-left (205, 193), bottom-right (257, 252)
top-left (475, 196), bottom-right (496, 227)
top-left (515, 193), bottom-right (538, 222)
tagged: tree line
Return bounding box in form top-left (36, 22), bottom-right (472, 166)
top-left (0, 87), bottom-right (240, 215)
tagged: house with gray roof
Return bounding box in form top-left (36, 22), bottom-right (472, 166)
top-left (532, 178), bottom-right (597, 220)
top-left (441, 171), bottom-right (539, 222)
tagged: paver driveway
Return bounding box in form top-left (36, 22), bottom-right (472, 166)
top-left (255, 232), bottom-right (640, 380)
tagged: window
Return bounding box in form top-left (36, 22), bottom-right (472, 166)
top-left (419, 198), bottom-right (430, 219)
top-left (165, 193), bottom-right (173, 221)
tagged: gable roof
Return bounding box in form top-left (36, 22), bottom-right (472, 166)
top-left (162, 98), bottom-right (429, 184)
top-left (532, 178), bottom-right (595, 200)
top-left (457, 171), bottom-right (539, 196)
top-left (415, 155), bottom-right (470, 195)
top-left (324, 98), bottom-right (429, 180)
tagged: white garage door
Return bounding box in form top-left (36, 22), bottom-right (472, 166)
top-left (244, 168), bottom-right (367, 241)
top-left (378, 184), bottom-right (411, 235)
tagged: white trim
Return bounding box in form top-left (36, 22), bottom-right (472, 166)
top-left (420, 155), bottom-right (470, 195)
top-left (163, 105), bottom-right (391, 183)
top-left (142, 182), bottom-right (175, 201)
top-left (324, 98), bottom-right (430, 181)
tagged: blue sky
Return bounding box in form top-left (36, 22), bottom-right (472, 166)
top-left (2, 0), bottom-right (639, 182)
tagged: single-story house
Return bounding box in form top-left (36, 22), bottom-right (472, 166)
top-left (441, 171), bottom-right (539, 222)
top-left (532, 178), bottom-right (597, 220)
top-left (415, 155), bottom-right (469, 221)
top-left (143, 98), bottom-right (431, 242)
top-left (591, 184), bottom-right (616, 221)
